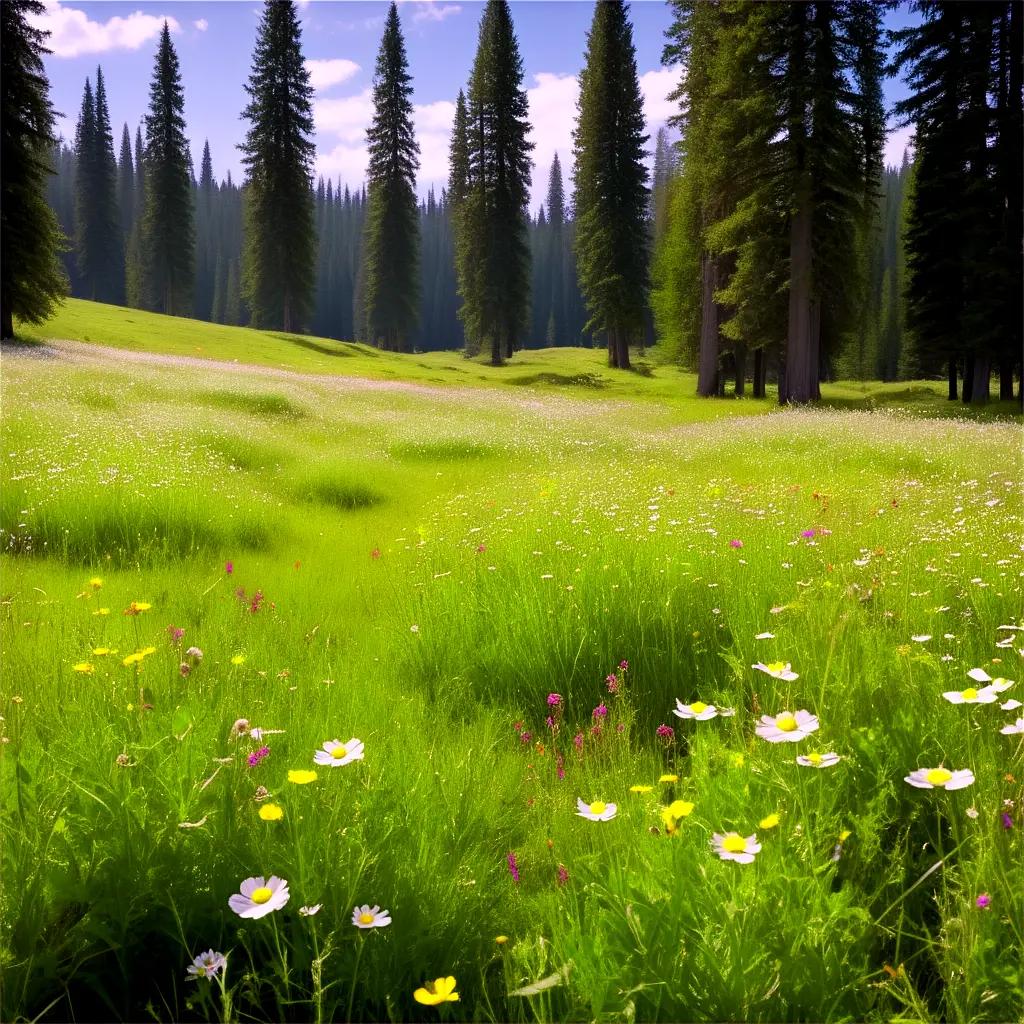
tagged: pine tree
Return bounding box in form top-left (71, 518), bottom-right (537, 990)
top-left (194, 139), bottom-right (216, 319)
top-left (573, 0), bottom-right (649, 370)
top-left (141, 22), bottom-right (194, 315)
top-left (90, 68), bottom-right (124, 303)
top-left (448, 88), bottom-right (480, 355)
top-left (125, 125), bottom-right (146, 307)
top-left (240, 0), bottom-right (317, 333)
top-left (459, 0), bottom-right (534, 364)
top-left (73, 78), bottom-right (98, 297)
top-left (0, 0), bottom-right (67, 338)
top-left (545, 153), bottom-right (567, 345)
top-left (363, 3), bottom-right (420, 351)
top-left (117, 123), bottom-right (134, 242)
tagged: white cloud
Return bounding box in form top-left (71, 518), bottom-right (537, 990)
top-left (306, 58), bottom-right (361, 92)
top-left (194, 18), bottom-right (208, 32)
top-left (415, 99), bottom-right (456, 184)
top-left (411, 2), bottom-right (462, 23)
top-left (314, 88), bottom-right (374, 145)
top-left (27, 1), bottom-right (179, 58)
top-left (885, 123), bottom-right (915, 169)
top-left (526, 72), bottom-right (579, 211)
top-left (639, 67), bottom-right (678, 130)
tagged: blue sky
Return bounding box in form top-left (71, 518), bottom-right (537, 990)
top-left (34, 0), bottom-right (917, 211)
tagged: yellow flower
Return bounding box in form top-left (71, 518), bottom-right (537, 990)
top-left (231, 654), bottom-right (246, 666)
top-left (414, 977), bottom-right (459, 1006)
top-left (72, 662), bottom-right (94, 674)
top-left (759, 813), bottom-right (781, 830)
top-left (123, 652), bottom-right (144, 667)
top-left (731, 753), bottom-right (745, 768)
top-left (92, 647), bottom-right (112, 656)
top-left (667, 799), bottom-right (695, 819)
top-left (88, 577), bottom-right (103, 589)
top-left (495, 935), bottom-right (508, 945)
top-left (839, 829), bottom-right (852, 842)
top-left (287, 770), bottom-right (317, 785)
top-left (658, 773), bottom-right (678, 784)
top-left (124, 601), bottom-right (151, 616)
top-left (629, 785), bottom-right (654, 794)
top-left (93, 608), bottom-right (110, 616)
top-left (258, 803), bottom-right (284, 821)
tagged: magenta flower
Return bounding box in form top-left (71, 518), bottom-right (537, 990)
top-left (547, 693), bottom-right (563, 707)
top-left (507, 851), bottom-right (520, 884)
top-left (618, 660), bottom-right (629, 671)
top-left (1002, 812), bottom-right (1014, 830)
top-left (573, 731), bottom-right (584, 750)
top-left (225, 561), bottom-right (233, 575)
top-left (606, 674), bottom-right (619, 693)
top-left (519, 731), bottom-right (532, 745)
top-left (545, 715), bottom-right (555, 730)
top-left (976, 893), bottom-right (991, 909)
top-left (167, 624), bottom-right (185, 644)
top-left (656, 723), bottom-right (675, 741)
top-left (801, 529), bottom-right (816, 539)
top-left (556, 754), bottom-right (565, 780)
top-left (556, 864), bottom-right (569, 886)
top-left (729, 539), bottom-right (743, 549)
top-left (247, 745), bottom-right (270, 767)
top-left (593, 704), bottom-right (608, 719)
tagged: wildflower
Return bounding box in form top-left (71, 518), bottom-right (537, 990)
top-left (729, 539), bottom-right (743, 549)
top-left (659, 773), bottom-right (678, 783)
top-left (247, 746), bottom-right (270, 768)
top-left (966, 668), bottom-right (1014, 692)
top-left (92, 647), bottom-right (112, 656)
top-left (225, 561), bottom-right (234, 575)
top-left (606, 674), bottom-right (619, 693)
top-left (673, 700), bottom-right (736, 721)
top-left (520, 730), bottom-right (532, 744)
top-left (179, 663), bottom-right (191, 677)
top-left (124, 601), bottom-right (151, 615)
top-left (573, 732), bottom-right (583, 750)
top-left (666, 799), bottom-right (695, 819)
top-left (904, 767), bottom-right (975, 790)
top-left (576, 797), bottom-right (617, 821)
top-left (250, 727), bottom-right (284, 740)
top-left (796, 751), bottom-right (841, 768)
top-left (414, 977), bottom-right (459, 1006)
top-left (555, 753), bottom-right (565, 780)
top-left (230, 718), bottom-right (250, 740)
top-left (656, 723), bottom-right (675, 741)
top-left (186, 949), bottom-right (226, 981)
top-left (711, 832), bottom-right (761, 864)
top-left (72, 662), bottom-right (94, 674)
top-left (228, 876), bottom-right (290, 919)
top-left (752, 661), bottom-right (799, 681)
top-left (911, 635), bottom-right (932, 643)
top-left (731, 753), bottom-right (745, 768)
top-left (287, 769), bottom-right (317, 785)
top-left (976, 893), bottom-right (991, 910)
top-left (1000, 718), bottom-right (1024, 735)
top-left (231, 654), bottom-right (246, 666)
top-left (313, 738), bottom-right (365, 767)
top-left (759, 813), bottom-right (781, 830)
top-left (299, 904), bottom-right (322, 916)
top-left (93, 607), bottom-right (110, 616)
top-left (115, 753), bottom-right (131, 767)
top-left (618, 660), bottom-right (629, 671)
top-left (966, 806), bottom-right (979, 819)
top-left (186, 646), bottom-right (203, 662)
top-left (756, 710), bottom-right (819, 743)
top-left (1002, 812), bottom-right (1014, 830)
top-left (89, 577), bottom-right (103, 589)
top-left (495, 935), bottom-right (508, 945)
top-left (592, 703), bottom-right (608, 719)
top-left (943, 685), bottom-right (1000, 704)
top-left (556, 863), bottom-right (569, 885)
top-left (258, 803), bottom-right (284, 821)
top-left (630, 784), bottom-right (653, 794)
top-left (507, 851), bottom-right (520, 883)
top-left (754, 632), bottom-right (775, 640)
top-left (1001, 699), bottom-right (1022, 711)
top-left (167, 625), bottom-right (185, 644)
top-left (801, 529), bottom-right (816, 539)
top-left (547, 693), bottom-right (563, 707)
top-left (352, 904), bottom-right (391, 929)
top-left (371, 547), bottom-right (381, 559)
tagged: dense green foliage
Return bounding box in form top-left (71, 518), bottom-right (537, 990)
top-left (240, 0), bottom-right (316, 333)
top-left (573, 0), bottom-right (650, 370)
top-left (0, 0), bottom-right (67, 339)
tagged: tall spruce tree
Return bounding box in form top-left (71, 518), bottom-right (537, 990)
top-left (545, 153), bottom-right (567, 345)
top-left (0, 0), bottom-right (67, 339)
top-left (573, 0), bottom-right (649, 370)
top-left (363, 3), bottom-right (420, 351)
top-left (92, 67), bottom-right (124, 303)
top-left (141, 22), bottom-right (194, 314)
top-left (117, 123), bottom-right (134, 241)
top-left (459, 0), bottom-right (533, 364)
top-left (240, 0), bottom-right (316, 333)
top-left (125, 125), bottom-right (146, 307)
top-left (448, 88), bottom-right (480, 354)
top-left (72, 79), bottom-right (99, 297)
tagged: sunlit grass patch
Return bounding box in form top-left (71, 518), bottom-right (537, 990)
top-left (195, 388), bottom-right (306, 420)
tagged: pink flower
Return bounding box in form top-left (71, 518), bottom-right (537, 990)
top-left (593, 704), bottom-right (608, 719)
top-left (519, 731), bottom-right (532, 744)
top-left (729, 539), bottom-right (743, 549)
top-left (476, 543), bottom-right (487, 554)
top-left (656, 723), bottom-right (675, 742)
top-left (556, 864), bottom-right (569, 886)
top-left (547, 693), bottom-right (563, 707)
top-left (976, 893), bottom-right (991, 909)
top-left (556, 754), bottom-right (565, 780)
top-left (606, 674), bottom-right (619, 693)
top-left (167, 624), bottom-right (185, 644)
top-left (247, 745), bottom-right (270, 767)
top-left (225, 561), bottom-right (233, 575)
top-left (618, 660), bottom-right (629, 671)
top-left (801, 529), bottom-right (816, 539)
top-left (507, 851), bottom-right (520, 884)
top-left (573, 732), bottom-right (584, 750)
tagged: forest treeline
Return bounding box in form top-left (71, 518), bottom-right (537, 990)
top-left (4, 0), bottom-right (1022, 403)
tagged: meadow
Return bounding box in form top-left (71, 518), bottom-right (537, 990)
top-left (1, 303), bottom-right (1022, 1023)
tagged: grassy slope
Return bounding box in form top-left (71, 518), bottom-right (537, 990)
top-left (1, 301), bottom-right (1022, 1024)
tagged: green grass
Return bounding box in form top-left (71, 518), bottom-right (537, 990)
top-left (1, 301), bottom-right (1022, 1023)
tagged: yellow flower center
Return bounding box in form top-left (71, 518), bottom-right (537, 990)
top-left (777, 714), bottom-right (797, 732)
top-left (195, 966), bottom-right (207, 977)
top-left (690, 702), bottom-right (708, 714)
top-left (960, 688), bottom-right (978, 700)
top-left (332, 746), bottom-right (347, 759)
top-left (926, 768), bottom-right (952, 786)
top-left (359, 912), bottom-right (375, 924)
top-left (766, 661), bottom-right (785, 674)
top-left (807, 752), bottom-right (822, 765)
top-left (722, 835), bottom-right (747, 853)
top-left (589, 801), bottom-right (606, 815)
top-left (251, 887), bottom-right (273, 905)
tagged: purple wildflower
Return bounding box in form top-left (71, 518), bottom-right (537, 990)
top-left (656, 723), bottom-right (675, 742)
top-left (976, 893), bottom-right (991, 909)
top-left (247, 745), bottom-right (270, 768)
top-left (556, 754), bottom-right (565, 780)
top-left (167, 625), bottom-right (185, 644)
top-left (556, 864), bottom-right (569, 886)
top-left (179, 662), bottom-right (191, 677)
top-left (801, 529), bottom-right (817, 539)
top-left (519, 731), bottom-right (532, 745)
top-left (593, 704), bottom-right (608, 719)
top-left (507, 852), bottom-right (520, 884)
top-left (618, 660), bottom-right (629, 671)
top-left (547, 693), bottom-right (563, 707)
top-left (225, 561), bottom-right (234, 575)
top-left (573, 731), bottom-right (584, 750)
top-left (606, 674), bottom-right (619, 693)
top-left (729, 539), bottom-right (743, 549)
top-left (1002, 812), bottom-right (1014, 830)
top-left (545, 715), bottom-right (556, 730)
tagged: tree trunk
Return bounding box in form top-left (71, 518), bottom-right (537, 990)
top-left (970, 352), bottom-right (990, 404)
top-left (948, 358), bottom-right (958, 400)
top-left (1, 304), bottom-right (13, 341)
top-left (283, 294), bottom-right (292, 335)
top-left (999, 360), bottom-right (1014, 400)
top-left (962, 352), bottom-right (975, 403)
top-left (810, 298), bottom-right (822, 400)
top-left (607, 330), bottom-right (617, 368)
top-left (615, 325), bottom-right (631, 370)
top-left (785, 193), bottom-right (815, 403)
top-left (697, 253), bottom-right (719, 396)
top-left (753, 347), bottom-right (766, 398)
top-left (734, 343), bottom-right (747, 397)
top-left (491, 331), bottom-right (503, 366)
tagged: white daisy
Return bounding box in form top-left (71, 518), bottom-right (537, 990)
top-left (352, 904), bottom-right (391, 929)
top-left (942, 685), bottom-right (1000, 704)
top-left (673, 699), bottom-right (736, 721)
top-left (186, 949), bottom-right (226, 981)
top-left (1000, 718), bottom-right (1024, 735)
top-left (228, 876), bottom-right (290, 919)
top-left (904, 767), bottom-right (975, 791)
top-left (966, 669), bottom-right (1015, 692)
top-left (755, 709), bottom-right (819, 743)
top-left (752, 661), bottom-right (799, 681)
top-left (313, 738), bottom-right (365, 767)
top-left (299, 904), bottom-right (322, 916)
top-left (911, 635), bottom-right (932, 643)
top-left (1000, 699), bottom-right (1022, 711)
top-left (796, 751), bottom-right (841, 768)
top-left (754, 632), bottom-right (775, 640)
top-left (711, 831), bottom-right (761, 864)
top-left (576, 797), bottom-right (617, 821)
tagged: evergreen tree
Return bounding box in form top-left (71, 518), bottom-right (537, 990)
top-left (545, 153), bottom-right (567, 345)
top-left (363, 3), bottom-right (420, 351)
top-left (573, 0), bottom-right (649, 370)
top-left (117, 123), bottom-right (134, 242)
top-left (0, 0), bottom-right (67, 339)
top-left (459, 0), bottom-right (533, 364)
top-left (448, 88), bottom-right (479, 354)
top-left (88, 68), bottom-right (124, 303)
top-left (141, 22), bottom-right (194, 315)
top-left (240, 0), bottom-right (317, 333)
top-left (194, 139), bottom-right (216, 319)
top-left (73, 78), bottom-right (98, 296)
top-left (125, 125), bottom-right (146, 307)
